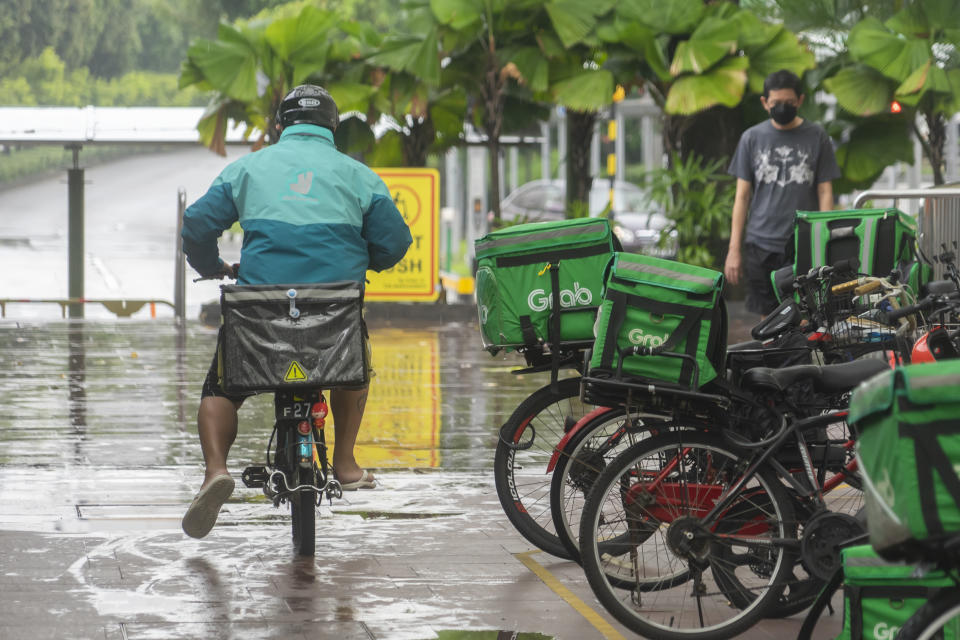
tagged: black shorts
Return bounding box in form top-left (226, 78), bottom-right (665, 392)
top-left (743, 242), bottom-right (792, 316)
top-left (200, 327), bottom-right (374, 405)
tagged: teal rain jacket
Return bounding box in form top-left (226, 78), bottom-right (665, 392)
top-left (182, 124), bottom-right (412, 286)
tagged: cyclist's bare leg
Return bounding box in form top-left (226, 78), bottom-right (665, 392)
top-left (330, 387), bottom-right (374, 484)
top-left (197, 396), bottom-right (241, 488)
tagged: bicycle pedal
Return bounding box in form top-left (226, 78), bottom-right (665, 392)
top-left (242, 465), bottom-right (269, 488)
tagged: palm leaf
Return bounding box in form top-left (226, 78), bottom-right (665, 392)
top-left (835, 117), bottom-right (913, 182)
top-left (551, 69), bottom-right (614, 111)
top-left (545, 1), bottom-right (598, 49)
top-left (823, 66), bottom-right (893, 116)
top-left (665, 56), bottom-right (748, 115)
top-left (429, 0), bottom-right (483, 30)
top-left (745, 27), bottom-right (816, 94)
top-left (185, 34), bottom-right (260, 103)
top-left (368, 35), bottom-right (441, 85)
top-left (616, 0), bottom-right (704, 35)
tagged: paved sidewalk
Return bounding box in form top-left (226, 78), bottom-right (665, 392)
top-left (0, 319), bottom-right (840, 640)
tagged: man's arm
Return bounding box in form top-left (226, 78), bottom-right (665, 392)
top-left (181, 180), bottom-right (239, 277)
top-left (817, 181), bottom-right (834, 212)
top-left (724, 178), bottom-right (752, 285)
top-left (363, 187), bottom-right (413, 272)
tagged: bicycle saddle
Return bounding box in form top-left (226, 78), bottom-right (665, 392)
top-left (740, 358), bottom-right (889, 394)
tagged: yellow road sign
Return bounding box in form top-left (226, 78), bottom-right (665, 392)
top-left (366, 168), bottom-right (440, 301)
top-left (324, 328), bottom-right (441, 468)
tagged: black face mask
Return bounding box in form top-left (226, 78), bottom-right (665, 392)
top-left (770, 102), bottom-right (798, 125)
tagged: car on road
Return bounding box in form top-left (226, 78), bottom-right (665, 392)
top-left (499, 178), bottom-right (676, 258)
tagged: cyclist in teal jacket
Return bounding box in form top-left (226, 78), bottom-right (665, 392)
top-left (180, 85), bottom-right (412, 539)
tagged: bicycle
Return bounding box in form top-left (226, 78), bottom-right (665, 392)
top-left (549, 261), bottom-right (870, 569)
top-left (575, 358), bottom-right (886, 639)
top-left (194, 268), bottom-right (349, 556)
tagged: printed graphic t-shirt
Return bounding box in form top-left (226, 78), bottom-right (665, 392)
top-left (728, 119), bottom-right (841, 253)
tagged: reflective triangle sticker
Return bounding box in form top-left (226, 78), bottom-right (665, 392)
top-left (284, 361), bottom-right (308, 382)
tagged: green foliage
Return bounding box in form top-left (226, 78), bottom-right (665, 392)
top-left (643, 152), bottom-right (735, 268)
top-left (0, 48), bottom-right (206, 107)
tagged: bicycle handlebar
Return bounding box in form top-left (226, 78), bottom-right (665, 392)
top-left (192, 263), bottom-right (240, 283)
top-left (853, 280), bottom-right (884, 296)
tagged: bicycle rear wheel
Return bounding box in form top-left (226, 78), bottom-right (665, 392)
top-left (896, 586), bottom-right (960, 640)
top-left (579, 431), bottom-right (796, 640)
top-left (494, 377), bottom-right (587, 559)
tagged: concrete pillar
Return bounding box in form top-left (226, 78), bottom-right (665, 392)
top-left (466, 145), bottom-right (487, 259)
top-left (508, 146), bottom-right (519, 194)
top-left (444, 148), bottom-right (463, 255)
top-left (557, 110), bottom-right (567, 182)
top-left (540, 122), bottom-right (551, 181)
top-left (642, 115), bottom-right (656, 179)
top-left (615, 111), bottom-right (626, 184)
top-left (946, 113), bottom-right (959, 184)
top-left (590, 122), bottom-right (601, 178)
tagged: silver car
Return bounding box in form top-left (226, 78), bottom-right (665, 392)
top-left (499, 178), bottom-right (676, 258)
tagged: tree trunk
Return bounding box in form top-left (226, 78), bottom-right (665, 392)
top-left (668, 105), bottom-right (743, 166)
top-left (402, 116), bottom-right (435, 167)
top-left (565, 109), bottom-right (597, 218)
top-left (924, 111), bottom-right (946, 186)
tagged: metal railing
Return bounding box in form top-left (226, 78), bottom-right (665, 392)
top-left (0, 298), bottom-right (175, 318)
top-left (174, 188), bottom-right (187, 321)
top-left (854, 187), bottom-right (960, 279)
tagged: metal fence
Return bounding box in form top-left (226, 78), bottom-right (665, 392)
top-left (854, 187), bottom-right (960, 279)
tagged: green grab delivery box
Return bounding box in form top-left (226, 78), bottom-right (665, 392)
top-left (475, 218), bottom-right (616, 352)
top-left (835, 544), bottom-right (960, 640)
top-left (795, 208), bottom-right (917, 276)
top-left (851, 360), bottom-right (960, 559)
top-left (588, 253), bottom-right (726, 389)
top-left (794, 208), bottom-right (929, 292)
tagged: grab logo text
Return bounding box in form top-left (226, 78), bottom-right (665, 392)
top-left (527, 282), bottom-right (592, 312)
top-left (628, 328), bottom-right (668, 347)
top-left (873, 622), bottom-right (900, 640)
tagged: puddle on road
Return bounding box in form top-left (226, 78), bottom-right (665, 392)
top-left (432, 633), bottom-right (554, 640)
top-left (0, 320), bottom-right (572, 637)
top-left (0, 320), bottom-right (546, 473)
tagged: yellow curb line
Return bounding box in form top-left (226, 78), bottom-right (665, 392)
top-left (515, 550), bottom-right (626, 640)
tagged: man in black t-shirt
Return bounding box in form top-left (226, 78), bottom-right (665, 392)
top-left (725, 69), bottom-right (841, 316)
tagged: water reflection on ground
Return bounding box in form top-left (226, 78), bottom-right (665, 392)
top-left (0, 319), bottom-right (546, 471)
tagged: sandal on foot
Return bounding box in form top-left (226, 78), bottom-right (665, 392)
top-left (182, 474), bottom-right (235, 539)
top-left (338, 469), bottom-right (376, 491)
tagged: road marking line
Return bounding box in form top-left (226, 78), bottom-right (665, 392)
top-left (515, 550), bottom-right (626, 640)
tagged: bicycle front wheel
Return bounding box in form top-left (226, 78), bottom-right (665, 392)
top-left (550, 408), bottom-right (670, 562)
top-left (579, 431), bottom-right (796, 640)
top-left (493, 377), bottom-right (588, 559)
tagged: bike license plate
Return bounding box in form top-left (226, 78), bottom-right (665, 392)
top-left (276, 399), bottom-right (314, 421)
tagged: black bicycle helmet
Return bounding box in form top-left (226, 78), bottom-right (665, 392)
top-left (276, 84), bottom-right (339, 131)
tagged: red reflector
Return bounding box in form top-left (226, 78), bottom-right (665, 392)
top-left (891, 100), bottom-right (902, 114)
top-left (297, 421), bottom-right (311, 435)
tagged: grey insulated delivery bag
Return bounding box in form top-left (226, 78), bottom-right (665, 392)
top-left (219, 281), bottom-right (368, 393)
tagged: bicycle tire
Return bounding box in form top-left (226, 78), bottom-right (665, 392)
top-left (895, 586), bottom-right (960, 640)
top-left (550, 408), bottom-right (673, 563)
top-left (287, 435), bottom-right (316, 556)
top-left (493, 377), bottom-right (588, 559)
top-left (579, 431), bottom-right (796, 640)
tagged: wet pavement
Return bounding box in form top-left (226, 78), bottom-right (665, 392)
top-left (0, 317), bottom-right (844, 640)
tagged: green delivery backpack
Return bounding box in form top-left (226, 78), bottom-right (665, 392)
top-left (793, 207), bottom-right (930, 294)
top-left (588, 253), bottom-right (726, 389)
top-left (475, 218), bottom-right (616, 353)
top-left (835, 545), bottom-right (960, 640)
top-left (851, 360), bottom-right (960, 559)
